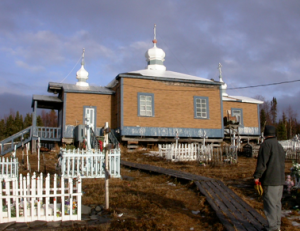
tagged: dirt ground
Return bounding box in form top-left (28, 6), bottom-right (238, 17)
top-left (9, 145), bottom-right (300, 231)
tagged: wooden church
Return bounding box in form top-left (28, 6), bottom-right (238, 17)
top-left (31, 27), bottom-right (263, 148)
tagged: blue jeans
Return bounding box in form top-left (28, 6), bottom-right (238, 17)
top-left (263, 185), bottom-right (283, 231)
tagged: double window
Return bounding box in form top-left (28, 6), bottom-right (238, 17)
top-left (138, 93), bottom-right (154, 117)
top-left (137, 94), bottom-right (210, 119)
top-left (231, 108), bottom-right (243, 126)
top-left (194, 96), bottom-right (209, 119)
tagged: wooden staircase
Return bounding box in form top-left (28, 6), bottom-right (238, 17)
top-left (127, 140), bottom-right (139, 152)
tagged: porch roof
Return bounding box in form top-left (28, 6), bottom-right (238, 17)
top-left (31, 95), bottom-right (63, 109)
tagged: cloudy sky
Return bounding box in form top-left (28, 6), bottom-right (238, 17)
top-left (1, 0), bottom-right (300, 120)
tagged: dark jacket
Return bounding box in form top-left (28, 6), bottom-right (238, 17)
top-left (253, 137), bottom-right (285, 186)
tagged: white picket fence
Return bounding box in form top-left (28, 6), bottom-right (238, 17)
top-left (158, 143), bottom-right (213, 162)
top-left (158, 143), bottom-right (238, 164)
top-left (0, 172), bottom-right (81, 223)
top-left (279, 140), bottom-right (300, 151)
top-left (59, 148), bottom-right (121, 178)
top-left (198, 144), bottom-right (213, 163)
top-left (0, 157), bottom-right (18, 179)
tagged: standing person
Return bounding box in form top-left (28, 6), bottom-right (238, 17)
top-left (253, 125), bottom-right (285, 231)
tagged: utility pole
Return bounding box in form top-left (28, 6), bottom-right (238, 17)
top-left (104, 122), bottom-right (111, 210)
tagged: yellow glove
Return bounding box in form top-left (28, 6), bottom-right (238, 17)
top-left (254, 181), bottom-right (263, 196)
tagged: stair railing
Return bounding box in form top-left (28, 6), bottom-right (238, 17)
top-left (89, 128), bottom-right (99, 150)
top-left (0, 126), bottom-right (32, 156)
top-left (108, 131), bottom-right (119, 149)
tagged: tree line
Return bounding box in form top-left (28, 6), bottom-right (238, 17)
top-left (0, 100), bottom-right (298, 141)
top-left (259, 96), bottom-right (300, 140)
top-left (0, 110), bottom-right (57, 140)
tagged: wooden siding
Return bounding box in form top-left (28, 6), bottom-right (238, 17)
top-left (223, 101), bottom-right (259, 127)
top-left (65, 93), bottom-right (113, 127)
top-left (122, 78), bottom-right (222, 129)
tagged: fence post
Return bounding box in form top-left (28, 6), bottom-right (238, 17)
top-left (26, 143), bottom-right (30, 171)
top-left (53, 174), bottom-right (57, 221)
top-left (37, 137), bottom-right (40, 172)
top-left (104, 122), bottom-right (109, 210)
top-left (0, 178), bottom-right (2, 223)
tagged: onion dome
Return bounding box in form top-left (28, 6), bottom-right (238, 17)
top-left (145, 25), bottom-right (166, 71)
top-left (218, 63), bottom-right (228, 96)
top-left (76, 48), bottom-right (89, 86)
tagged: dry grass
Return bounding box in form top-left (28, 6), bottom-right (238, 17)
top-left (6, 146), bottom-right (300, 231)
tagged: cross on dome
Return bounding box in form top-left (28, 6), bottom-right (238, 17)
top-left (76, 48), bottom-right (89, 86)
top-left (145, 24), bottom-right (166, 71)
top-left (153, 24), bottom-right (157, 44)
top-left (218, 63), bottom-right (228, 96)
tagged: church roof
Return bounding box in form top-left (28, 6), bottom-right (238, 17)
top-left (48, 82), bottom-right (114, 94)
top-left (222, 95), bottom-right (263, 104)
top-left (107, 69), bottom-right (219, 88)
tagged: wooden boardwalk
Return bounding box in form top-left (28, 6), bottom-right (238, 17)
top-left (121, 160), bottom-right (267, 231)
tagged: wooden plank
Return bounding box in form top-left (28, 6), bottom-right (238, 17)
top-left (120, 160), bottom-right (267, 230)
top-left (212, 180), bottom-right (264, 230)
top-left (195, 181), bottom-right (235, 231)
top-left (120, 160), bottom-right (211, 181)
top-left (210, 180), bottom-right (258, 231)
top-left (218, 181), bottom-right (268, 227)
top-left (127, 145), bottom-right (138, 149)
top-left (202, 181), bottom-right (247, 231)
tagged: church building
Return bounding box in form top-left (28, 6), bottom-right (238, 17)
top-left (31, 26), bottom-right (263, 147)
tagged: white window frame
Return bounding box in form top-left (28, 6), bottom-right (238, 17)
top-left (194, 96), bottom-right (209, 119)
top-left (138, 93), bottom-right (154, 117)
top-left (231, 108), bottom-right (243, 126)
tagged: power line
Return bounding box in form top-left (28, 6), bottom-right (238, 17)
top-left (227, 79), bottom-right (300, 90)
top-left (60, 56), bottom-right (82, 83)
top-left (121, 78), bottom-right (300, 92)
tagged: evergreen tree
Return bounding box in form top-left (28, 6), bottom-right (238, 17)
top-left (0, 119), bottom-right (5, 140)
top-left (277, 112), bottom-right (287, 140)
top-left (36, 115), bottom-right (43, 126)
top-left (23, 113), bottom-right (32, 128)
top-left (270, 97), bottom-right (277, 125)
top-left (287, 105), bottom-right (297, 139)
top-left (277, 120), bottom-right (287, 140)
top-left (15, 111), bottom-right (23, 132)
top-left (260, 108), bottom-right (267, 131)
top-left (5, 115), bottom-right (15, 137)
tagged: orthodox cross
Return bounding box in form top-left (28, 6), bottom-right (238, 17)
top-left (218, 63), bottom-right (222, 79)
top-left (81, 48), bottom-right (85, 66)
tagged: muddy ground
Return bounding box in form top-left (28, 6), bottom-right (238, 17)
top-left (10, 146), bottom-right (300, 231)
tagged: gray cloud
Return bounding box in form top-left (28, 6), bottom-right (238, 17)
top-left (0, 93), bottom-right (32, 119)
top-left (1, 0), bottom-right (300, 119)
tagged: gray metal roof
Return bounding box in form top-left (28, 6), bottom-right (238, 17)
top-left (107, 69), bottom-right (221, 88)
top-left (31, 95), bottom-right (63, 108)
top-left (48, 82), bottom-right (114, 94)
top-left (223, 95), bottom-right (264, 104)
top-left (32, 94), bottom-right (62, 102)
